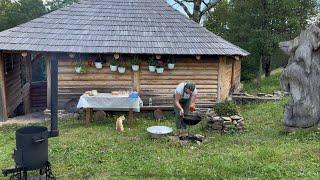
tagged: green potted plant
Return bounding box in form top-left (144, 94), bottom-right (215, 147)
top-left (167, 55), bottom-right (175, 69)
top-left (75, 61), bottom-right (88, 74)
top-left (110, 58), bottom-right (118, 72)
top-left (94, 56), bottom-right (103, 69)
top-left (156, 61), bottom-right (164, 74)
top-left (118, 60), bottom-right (126, 74)
top-left (131, 57), bottom-right (140, 71)
top-left (148, 56), bottom-right (156, 72)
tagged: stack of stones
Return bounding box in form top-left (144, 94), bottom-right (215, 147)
top-left (207, 114), bottom-right (244, 134)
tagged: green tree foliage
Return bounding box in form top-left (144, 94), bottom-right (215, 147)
top-left (0, 0), bottom-right (46, 31)
top-left (205, 0), bottom-right (318, 81)
top-left (45, 0), bottom-right (79, 12)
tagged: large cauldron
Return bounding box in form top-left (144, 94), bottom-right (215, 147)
top-left (14, 126), bottom-right (48, 170)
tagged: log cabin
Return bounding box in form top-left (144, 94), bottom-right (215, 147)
top-left (0, 0), bottom-right (249, 121)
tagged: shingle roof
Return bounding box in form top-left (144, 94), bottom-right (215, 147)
top-left (0, 0), bottom-right (249, 56)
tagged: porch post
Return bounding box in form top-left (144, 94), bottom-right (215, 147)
top-left (0, 52), bottom-right (8, 121)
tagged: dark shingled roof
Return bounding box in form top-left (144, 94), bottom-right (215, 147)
top-left (0, 0), bottom-right (249, 56)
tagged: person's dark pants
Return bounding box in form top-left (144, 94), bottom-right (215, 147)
top-left (174, 95), bottom-right (190, 130)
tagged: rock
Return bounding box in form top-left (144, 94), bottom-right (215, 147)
top-left (93, 111), bottom-right (106, 121)
top-left (280, 24), bottom-right (320, 128)
top-left (73, 113), bottom-right (80, 119)
top-left (230, 115), bottom-right (242, 120)
top-left (212, 116), bottom-right (222, 121)
top-left (222, 117), bottom-right (232, 121)
top-left (257, 93), bottom-right (266, 97)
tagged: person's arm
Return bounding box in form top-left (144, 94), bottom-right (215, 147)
top-left (175, 92), bottom-right (184, 116)
top-left (189, 94), bottom-right (197, 111)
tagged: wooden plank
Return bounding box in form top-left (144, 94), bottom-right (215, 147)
top-left (140, 80), bottom-right (218, 85)
top-left (58, 81), bottom-right (132, 86)
top-left (133, 70), bottom-right (140, 92)
top-left (58, 74), bottom-right (132, 81)
top-left (0, 53), bottom-right (8, 121)
top-left (217, 56), bottom-right (223, 102)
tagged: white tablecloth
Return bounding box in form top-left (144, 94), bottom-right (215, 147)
top-left (76, 93), bottom-right (143, 112)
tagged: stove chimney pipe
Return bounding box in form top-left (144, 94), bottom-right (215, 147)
top-left (49, 53), bottom-right (59, 137)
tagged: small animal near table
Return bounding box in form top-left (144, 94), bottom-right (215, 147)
top-left (76, 93), bottom-right (143, 127)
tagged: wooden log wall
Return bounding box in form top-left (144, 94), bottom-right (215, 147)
top-left (55, 55), bottom-right (240, 110)
top-left (58, 59), bottom-right (132, 109)
top-left (30, 81), bottom-right (47, 111)
top-left (139, 57), bottom-right (219, 107)
top-left (233, 59), bottom-right (241, 89)
top-left (218, 56), bottom-right (241, 101)
top-left (3, 53), bottom-right (23, 117)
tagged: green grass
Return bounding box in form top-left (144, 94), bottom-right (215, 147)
top-left (243, 68), bottom-right (283, 95)
top-left (0, 99), bottom-right (319, 179)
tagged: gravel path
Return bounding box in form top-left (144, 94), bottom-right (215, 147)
top-left (0, 112), bottom-right (46, 127)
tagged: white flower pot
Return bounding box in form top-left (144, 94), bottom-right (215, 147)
top-left (168, 63), bottom-right (175, 69)
top-left (149, 65), bottom-right (156, 72)
top-left (118, 67), bottom-right (126, 74)
top-left (132, 65), bottom-right (139, 71)
top-left (156, 67), bottom-right (164, 74)
top-left (75, 67), bottom-right (82, 73)
top-left (95, 62), bottom-right (103, 69)
top-left (110, 65), bottom-right (117, 72)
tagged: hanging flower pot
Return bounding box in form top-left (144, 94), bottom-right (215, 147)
top-left (110, 65), bottom-right (117, 71)
top-left (118, 66), bottom-right (126, 74)
top-left (156, 60), bottom-right (164, 74)
top-left (156, 67), bottom-right (164, 74)
top-left (148, 56), bottom-right (156, 72)
top-left (110, 58), bottom-right (118, 72)
top-left (95, 62), bottom-right (103, 69)
top-left (132, 65), bottom-right (139, 71)
top-left (149, 65), bottom-right (156, 72)
top-left (75, 67), bottom-right (82, 74)
top-left (74, 61), bottom-right (88, 74)
top-left (167, 63), bottom-right (175, 69)
top-left (131, 56), bottom-right (140, 72)
top-left (167, 55), bottom-right (175, 70)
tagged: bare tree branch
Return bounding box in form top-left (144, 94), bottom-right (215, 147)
top-left (200, 0), bottom-right (222, 17)
top-left (173, 0), bottom-right (193, 18)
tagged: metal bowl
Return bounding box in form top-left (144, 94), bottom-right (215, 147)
top-left (182, 114), bottom-right (202, 125)
top-left (147, 126), bottom-right (173, 139)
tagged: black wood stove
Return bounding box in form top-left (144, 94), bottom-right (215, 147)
top-left (2, 55), bottom-right (59, 180)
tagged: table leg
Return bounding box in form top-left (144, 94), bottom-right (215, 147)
top-left (85, 108), bottom-right (93, 124)
top-left (128, 108), bottom-right (133, 128)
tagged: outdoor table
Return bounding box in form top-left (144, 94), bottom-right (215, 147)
top-left (76, 93), bottom-right (143, 127)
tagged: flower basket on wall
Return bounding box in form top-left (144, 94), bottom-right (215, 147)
top-left (167, 55), bottom-right (175, 69)
top-left (131, 57), bottom-right (140, 71)
top-left (75, 61), bottom-right (88, 74)
top-left (156, 61), bottom-right (164, 74)
top-left (110, 58), bottom-right (118, 72)
top-left (148, 57), bottom-right (156, 72)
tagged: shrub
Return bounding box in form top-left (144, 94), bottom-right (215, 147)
top-left (213, 100), bottom-right (240, 116)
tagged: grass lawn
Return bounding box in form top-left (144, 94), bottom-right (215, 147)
top-left (0, 99), bottom-right (319, 179)
top-left (243, 68), bottom-right (283, 95)
top-left (1, 69), bottom-right (319, 179)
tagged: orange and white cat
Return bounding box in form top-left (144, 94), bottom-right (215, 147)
top-left (116, 115), bottom-right (125, 132)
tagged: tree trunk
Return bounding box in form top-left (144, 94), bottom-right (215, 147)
top-left (263, 57), bottom-right (271, 77)
top-left (257, 56), bottom-right (263, 85)
top-left (192, 0), bottom-right (201, 23)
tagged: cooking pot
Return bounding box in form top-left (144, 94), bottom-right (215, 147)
top-left (182, 114), bottom-right (202, 125)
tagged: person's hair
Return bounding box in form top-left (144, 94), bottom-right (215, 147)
top-left (185, 82), bottom-right (195, 91)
